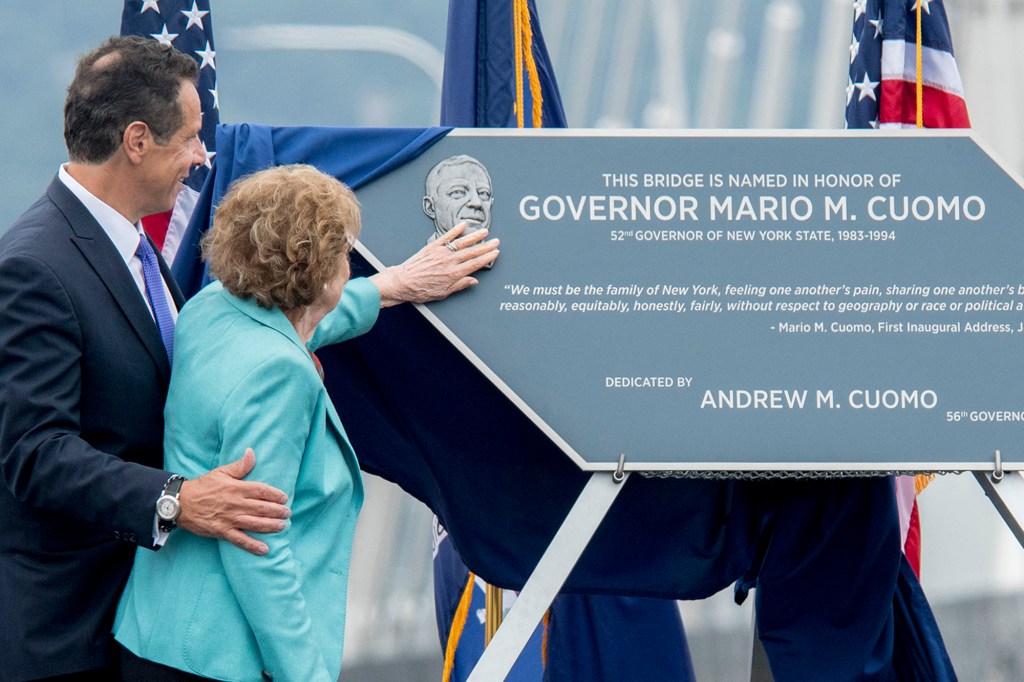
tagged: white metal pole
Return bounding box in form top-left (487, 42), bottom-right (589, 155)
top-left (596, 2), bottom-right (647, 127)
top-left (957, 0), bottom-right (1024, 172)
top-left (541, 0), bottom-right (573, 77)
top-left (809, 0), bottom-right (852, 129)
top-left (749, 0), bottom-right (804, 129)
top-left (565, 0), bottom-right (610, 126)
top-left (645, 0), bottom-right (692, 128)
top-left (697, 0), bottom-right (746, 128)
top-left (218, 25), bottom-right (445, 118)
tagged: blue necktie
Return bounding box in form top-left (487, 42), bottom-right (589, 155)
top-left (135, 235), bottom-right (174, 364)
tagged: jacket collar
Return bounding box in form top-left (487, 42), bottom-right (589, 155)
top-left (214, 282), bottom-right (311, 357)
top-left (47, 176), bottom-right (175, 382)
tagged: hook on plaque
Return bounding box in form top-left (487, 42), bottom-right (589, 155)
top-left (992, 449), bottom-right (1004, 483)
top-left (613, 453), bottom-right (627, 484)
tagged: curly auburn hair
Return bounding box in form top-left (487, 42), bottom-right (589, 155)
top-left (203, 164), bottom-right (361, 311)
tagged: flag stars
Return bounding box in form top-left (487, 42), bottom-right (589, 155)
top-left (846, 78), bottom-right (856, 105)
top-left (854, 72), bottom-right (879, 102)
top-left (201, 141), bottom-right (216, 169)
top-left (195, 41), bottom-right (216, 70)
top-left (849, 36), bottom-right (860, 64)
top-left (208, 86), bottom-right (219, 110)
top-left (869, 17), bottom-right (883, 39)
top-left (853, 0), bottom-right (867, 22)
top-left (151, 25), bottom-right (179, 46)
top-left (181, 1), bottom-right (209, 31)
top-left (140, 0), bottom-right (161, 14)
top-left (915, 0), bottom-right (932, 14)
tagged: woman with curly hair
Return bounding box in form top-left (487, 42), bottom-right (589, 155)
top-left (113, 164), bottom-right (497, 681)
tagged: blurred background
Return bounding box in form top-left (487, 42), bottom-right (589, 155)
top-left (2, 1), bottom-right (1023, 679)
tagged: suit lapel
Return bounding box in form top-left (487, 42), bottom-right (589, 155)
top-left (47, 179), bottom-right (172, 381)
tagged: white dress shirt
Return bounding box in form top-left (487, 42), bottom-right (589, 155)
top-left (58, 165), bottom-right (178, 323)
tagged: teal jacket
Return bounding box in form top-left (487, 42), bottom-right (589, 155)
top-left (113, 278), bottom-right (380, 681)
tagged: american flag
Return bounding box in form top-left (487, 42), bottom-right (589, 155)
top-left (846, 0), bottom-right (970, 577)
top-left (120, 0), bottom-right (218, 259)
top-left (846, 0), bottom-right (969, 129)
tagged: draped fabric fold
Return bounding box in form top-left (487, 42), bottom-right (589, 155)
top-left (171, 124), bottom-right (451, 294)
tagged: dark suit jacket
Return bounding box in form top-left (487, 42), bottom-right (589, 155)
top-left (0, 177), bottom-right (185, 680)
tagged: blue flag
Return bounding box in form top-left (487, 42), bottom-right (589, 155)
top-left (433, 519), bottom-right (546, 681)
top-left (433, 2), bottom-right (694, 680)
top-left (433, 516), bottom-right (696, 682)
top-left (440, 0), bottom-right (566, 128)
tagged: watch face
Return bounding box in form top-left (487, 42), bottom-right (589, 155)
top-left (157, 495), bottom-right (180, 520)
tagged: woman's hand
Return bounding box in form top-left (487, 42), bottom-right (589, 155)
top-left (370, 222), bottom-right (500, 307)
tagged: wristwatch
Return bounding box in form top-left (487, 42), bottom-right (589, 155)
top-left (156, 475), bottom-right (186, 533)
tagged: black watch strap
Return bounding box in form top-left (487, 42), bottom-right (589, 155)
top-left (157, 474), bottom-right (186, 532)
top-left (164, 474), bottom-right (185, 496)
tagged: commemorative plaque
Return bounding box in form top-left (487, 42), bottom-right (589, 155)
top-left (355, 130), bottom-right (1024, 472)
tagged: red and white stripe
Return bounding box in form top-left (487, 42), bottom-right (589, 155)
top-left (141, 184), bottom-right (200, 265)
top-left (878, 39), bottom-right (970, 128)
top-left (896, 475), bottom-right (921, 572)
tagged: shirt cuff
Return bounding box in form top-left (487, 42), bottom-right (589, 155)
top-left (153, 512), bottom-right (170, 547)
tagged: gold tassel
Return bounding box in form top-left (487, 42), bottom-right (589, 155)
top-left (518, 0), bottom-right (544, 127)
top-left (442, 572), bottom-right (477, 682)
top-left (541, 609), bottom-right (551, 669)
top-left (512, 0), bottom-right (545, 127)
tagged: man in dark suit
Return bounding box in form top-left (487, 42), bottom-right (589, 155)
top-left (0, 37), bottom-right (296, 682)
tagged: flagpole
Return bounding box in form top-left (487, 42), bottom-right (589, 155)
top-left (484, 584), bottom-right (503, 645)
top-left (697, 0), bottom-right (746, 127)
top-left (808, 0), bottom-right (850, 129)
top-left (748, 0), bottom-right (803, 128)
top-left (564, 0), bottom-right (609, 123)
top-left (595, 1), bottom-right (646, 127)
top-left (645, 0), bottom-right (691, 128)
top-left (915, 0), bottom-right (924, 128)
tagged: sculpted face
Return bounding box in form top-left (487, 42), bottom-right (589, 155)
top-left (423, 160), bottom-right (493, 239)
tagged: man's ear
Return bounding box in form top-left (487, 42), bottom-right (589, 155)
top-left (123, 121), bottom-right (150, 165)
top-left (422, 195), bottom-right (436, 220)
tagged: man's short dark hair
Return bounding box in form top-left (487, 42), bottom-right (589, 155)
top-left (64, 35), bottom-right (199, 163)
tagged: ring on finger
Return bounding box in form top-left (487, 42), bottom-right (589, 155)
top-left (445, 239), bottom-right (459, 253)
